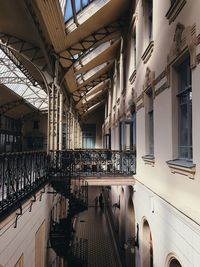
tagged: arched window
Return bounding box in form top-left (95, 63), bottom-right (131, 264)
top-left (142, 219), bottom-right (153, 267)
top-left (169, 258), bottom-right (182, 267)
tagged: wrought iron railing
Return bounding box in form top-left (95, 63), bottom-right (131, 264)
top-left (50, 149), bottom-right (136, 176)
top-left (0, 151), bottom-right (50, 219)
top-left (0, 148), bottom-right (135, 220)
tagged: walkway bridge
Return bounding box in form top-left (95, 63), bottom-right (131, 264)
top-left (51, 149), bottom-right (135, 186)
top-left (0, 149), bottom-right (135, 220)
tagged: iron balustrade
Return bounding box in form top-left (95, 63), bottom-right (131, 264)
top-left (50, 149), bottom-right (136, 176)
top-left (0, 151), bottom-right (50, 219)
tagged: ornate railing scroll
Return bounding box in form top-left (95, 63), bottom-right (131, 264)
top-left (50, 149), bottom-right (136, 176)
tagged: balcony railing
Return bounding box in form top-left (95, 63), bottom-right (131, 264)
top-left (50, 149), bottom-right (136, 176)
top-left (0, 149), bottom-right (135, 220)
top-left (0, 151), bottom-right (50, 220)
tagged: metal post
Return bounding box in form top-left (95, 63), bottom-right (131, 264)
top-left (59, 91), bottom-right (63, 151)
top-left (54, 88), bottom-right (59, 151)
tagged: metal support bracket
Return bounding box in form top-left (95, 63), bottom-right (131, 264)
top-left (29, 194), bottom-right (36, 212)
top-left (14, 206), bottom-right (22, 228)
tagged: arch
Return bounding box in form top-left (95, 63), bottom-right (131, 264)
top-left (0, 43), bottom-right (52, 152)
top-left (166, 253), bottom-right (183, 267)
top-left (142, 218), bottom-right (153, 267)
top-left (119, 187), bottom-right (126, 248)
top-left (169, 258), bottom-right (182, 267)
top-left (126, 197), bottom-right (136, 267)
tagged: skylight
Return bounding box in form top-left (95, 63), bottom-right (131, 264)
top-left (64, 0), bottom-right (93, 22)
top-left (0, 49), bottom-right (48, 110)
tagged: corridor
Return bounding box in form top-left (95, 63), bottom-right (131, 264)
top-left (74, 186), bottom-right (121, 267)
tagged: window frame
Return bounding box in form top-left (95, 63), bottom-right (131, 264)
top-left (176, 57), bottom-right (192, 160)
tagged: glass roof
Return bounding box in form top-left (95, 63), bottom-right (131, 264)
top-left (64, 0), bottom-right (93, 22)
top-left (0, 49), bottom-right (48, 110)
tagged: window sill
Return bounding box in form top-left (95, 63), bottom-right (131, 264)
top-left (166, 0), bottom-right (187, 24)
top-left (142, 155), bottom-right (155, 167)
top-left (166, 159), bottom-right (196, 179)
top-left (129, 70), bottom-right (136, 85)
top-left (141, 41), bottom-right (154, 64)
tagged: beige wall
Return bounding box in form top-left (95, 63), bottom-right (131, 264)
top-left (0, 185), bottom-right (59, 267)
top-left (105, 0), bottom-right (200, 224)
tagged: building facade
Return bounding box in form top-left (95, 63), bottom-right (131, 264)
top-left (0, 0), bottom-right (200, 267)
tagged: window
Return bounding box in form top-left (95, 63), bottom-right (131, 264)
top-left (104, 134), bottom-right (111, 149)
top-left (144, 0), bottom-right (153, 42)
top-left (119, 119), bottom-right (135, 151)
top-left (132, 29), bottom-right (136, 70)
top-left (176, 57), bottom-right (192, 159)
top-left (33, 120), bottom-right (39, 129)
top-left (147, 0), bottom-right (153, 41)
top-left (146, 88), bottom-right (154, 155)
top-left (82, 124), bottom-right (96, 148)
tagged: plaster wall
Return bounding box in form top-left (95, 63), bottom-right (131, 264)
top-left (105, 0), bottom-right (200, 225)
top-left (0, 185), bottom-right (58, 267)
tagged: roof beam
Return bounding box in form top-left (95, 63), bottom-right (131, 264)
top-left (0, 33), bottom-right (47, 71)
top-left (59, 19), bottom-right (125, 73)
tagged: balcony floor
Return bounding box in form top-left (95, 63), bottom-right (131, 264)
top-left (72, 176), bottom-right (134, 186)
top-left (74, 186), bottom-right (122, 267)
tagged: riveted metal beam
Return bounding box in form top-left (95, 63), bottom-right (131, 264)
top-left (0, 33), bottom-right (47, 72)
top-left (59, 18), bottom-right (126, 82)
top-left (0, 44), bottom-right (40, 86)
top-left (24, 0), bottom-right (55, 75)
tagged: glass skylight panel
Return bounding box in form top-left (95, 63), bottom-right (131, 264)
top-left (64, 0), bottom-right (92, 23)
top-left (0, 49), bottom-right (48, 110)
top-left (78, 62), bottom-right (107, 83)
top-left (64, 0), bottom-right (73, 22)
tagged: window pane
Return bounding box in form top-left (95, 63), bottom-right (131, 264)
top-left (177, 57), bottom-right (192, 159)
top-left (149, 110), bottom-right (154, 155)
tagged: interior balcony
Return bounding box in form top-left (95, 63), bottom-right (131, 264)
top-left (0, 148), bottom-right (135, 221)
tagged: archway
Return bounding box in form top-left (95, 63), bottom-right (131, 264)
top-left (142, 219), bottom-right (153, 267)
top-left (169, 258), bottom-right (182, 267)
top-left (119, 188), bottom-right (126, 248)
top-left (125, 194), bottom-right (136, 267)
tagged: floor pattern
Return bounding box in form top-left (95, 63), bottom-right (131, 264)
top-left (74, 186), bottom-right (120, 267)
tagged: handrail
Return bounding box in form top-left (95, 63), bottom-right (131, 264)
top-left (50, 149), bottom-right (136, 176)
top-left (0, 151), bottom-right (50, 220)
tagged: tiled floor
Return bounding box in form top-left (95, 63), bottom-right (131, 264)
top-left (74, 186), bottom-right (121, 267)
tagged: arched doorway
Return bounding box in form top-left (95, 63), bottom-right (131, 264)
top-left (119, 188), bottom-right (126, 248)
top-left (169, 258), bottom-right (182, 267)
top-left (142, 219), bottom-right (153, 267)
top-left (125, 194), bottom-right (135, 267)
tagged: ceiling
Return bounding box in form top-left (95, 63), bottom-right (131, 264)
top-left (0, 0), bottom-right (131, 118)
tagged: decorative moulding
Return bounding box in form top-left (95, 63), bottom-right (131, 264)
top-left (143, 67), bottom-right (155, 97)
top-left (141, 41), bottom-right (154, 64)
top-left (166, 0), bottom-right (187, 24)
top-left (168, 23), bottom-right (197, 68)
top-left (142, 155), bottom-right (155, 167)
top-left (136, 92), bottom-right (144, 111)
top-left (166, 160), bottom-right (196, 179)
